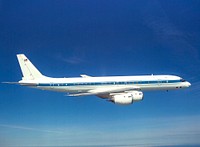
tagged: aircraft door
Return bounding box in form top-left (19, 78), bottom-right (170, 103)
top-left (50, 82), bottom-right (54, 89)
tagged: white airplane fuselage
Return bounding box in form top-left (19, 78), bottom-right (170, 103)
top-left (12, 54), bottom-right (191, 105)
top-left (19, 75), bottom-right (190, 94)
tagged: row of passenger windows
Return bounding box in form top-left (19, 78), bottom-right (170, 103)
top-left (50, 80), bottom-right (175, 86)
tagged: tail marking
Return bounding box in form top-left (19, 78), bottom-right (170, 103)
top-left (17, 54), bottom-right (44, 80)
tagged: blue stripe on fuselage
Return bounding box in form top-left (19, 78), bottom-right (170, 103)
top-left (37, 80), bottom-right (182, 87)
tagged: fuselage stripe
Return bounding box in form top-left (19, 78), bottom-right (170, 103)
top-left (37, 79), bottom-right (182, 87)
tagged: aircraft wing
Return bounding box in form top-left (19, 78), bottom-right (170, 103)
top-left (68, 86), bottom-right (140, 96)
top-left (80, 74), bottom-right (92, 78)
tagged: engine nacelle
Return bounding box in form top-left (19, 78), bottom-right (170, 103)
top-left (110, 91), bottom-right (143, 105)
top-left (129, 91), bottom-right (143, 101)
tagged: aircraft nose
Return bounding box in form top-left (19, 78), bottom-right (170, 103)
top-left (186, 81), bottom-right (191, 87)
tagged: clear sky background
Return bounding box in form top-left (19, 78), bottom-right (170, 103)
top-left (0, 0), bottom-right (200, 146)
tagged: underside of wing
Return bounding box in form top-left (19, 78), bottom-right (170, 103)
top-left (68, 86), bottom-right (140, 97)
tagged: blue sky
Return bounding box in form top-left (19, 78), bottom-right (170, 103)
top-left (0, 0), bottom-right (200, 146)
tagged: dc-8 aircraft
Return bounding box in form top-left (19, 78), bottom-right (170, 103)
top-left (8, 54), bottom-right (191, 105)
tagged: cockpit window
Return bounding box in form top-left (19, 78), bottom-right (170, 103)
top-left (181, 78), bottom-right (186, 82)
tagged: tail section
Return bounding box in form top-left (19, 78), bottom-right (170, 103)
top-left (17, 54), bottom-right (45, 80)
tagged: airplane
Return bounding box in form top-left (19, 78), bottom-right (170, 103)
top-left (5, 54), bottom-right (191, 105)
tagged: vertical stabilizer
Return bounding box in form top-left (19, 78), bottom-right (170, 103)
top-left (17, 54), bottom-right (44, 80)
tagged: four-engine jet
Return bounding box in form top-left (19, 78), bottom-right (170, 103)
top-left (6, 54), bottom-right (191, 105)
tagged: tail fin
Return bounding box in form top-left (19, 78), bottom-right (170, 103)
top-left (17, 54), bottom-right (45, 80)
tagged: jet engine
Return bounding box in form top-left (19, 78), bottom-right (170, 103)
top-left (110, 91), bottom-right (143, 105)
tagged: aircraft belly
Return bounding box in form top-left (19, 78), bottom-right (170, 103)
top-left (140, 83), bottom-right (181, 91)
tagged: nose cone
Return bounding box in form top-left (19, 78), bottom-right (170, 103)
top-left (186, 81), bottom-right (191, 87)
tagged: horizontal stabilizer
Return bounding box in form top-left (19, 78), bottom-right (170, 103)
top-left (2, 81), bottom-right (37, 86)
top-left (2, 82), bottom-right (20, 84)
